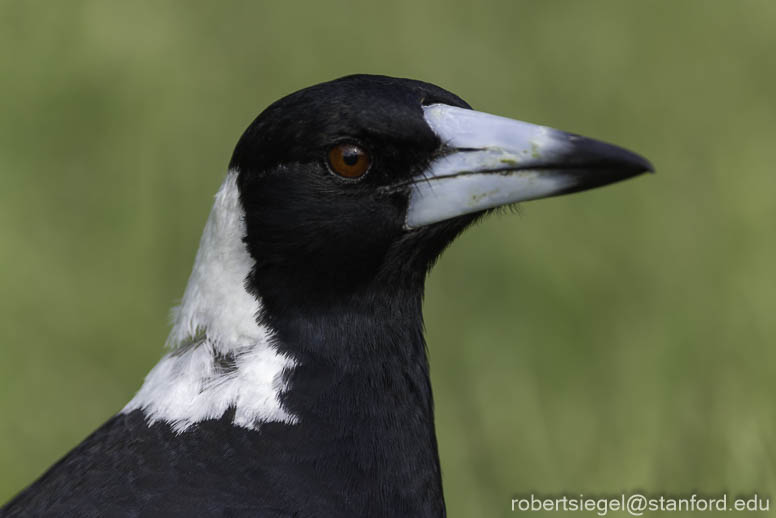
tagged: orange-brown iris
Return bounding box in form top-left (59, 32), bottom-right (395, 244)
top-left (327, 143), bottom-right (370, 179)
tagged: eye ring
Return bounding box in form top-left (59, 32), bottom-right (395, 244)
top-left (327, 143), bottom-right (371, 179)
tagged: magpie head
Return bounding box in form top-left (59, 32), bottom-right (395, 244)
top-left (126, 75), bottom-right (653, 434)
top-left (229, 74), bottom-right (652, 311)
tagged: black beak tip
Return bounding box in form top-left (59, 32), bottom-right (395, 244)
top-left (558, 141), bottom-right (655, 197)
top-left (615, 150), bottom-right (654, 183)
top-left (562, 131), bottom-right (654, 176)
top-left (635, 154), bottom-right (655, 175)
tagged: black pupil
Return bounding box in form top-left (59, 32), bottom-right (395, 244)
top-left (343, 148), bottom-right (360, 166)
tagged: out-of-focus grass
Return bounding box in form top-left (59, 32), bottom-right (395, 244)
top-left (1, 1), bottom-right (774, 515)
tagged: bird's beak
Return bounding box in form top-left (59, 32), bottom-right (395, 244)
top-left (404, 104), bottom-right (653, 229)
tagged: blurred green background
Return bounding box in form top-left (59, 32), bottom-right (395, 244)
top-left (1, 1), bottom-right (775, 515)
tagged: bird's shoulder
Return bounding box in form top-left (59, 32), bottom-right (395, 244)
top-left (0, 411), bottom-right (301, 517)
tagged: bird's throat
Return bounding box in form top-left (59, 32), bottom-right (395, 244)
top-left (256, 282), bottom-right (446, 516)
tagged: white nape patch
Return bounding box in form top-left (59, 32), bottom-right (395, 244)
top-left (123, 339), bottom-right (296, 433)
top-left (167, 170), bottom-right (266, 353)
top-left (404, 104), bottom-right (575, 228)
top-left (123, 170), bottom-right (297, 432)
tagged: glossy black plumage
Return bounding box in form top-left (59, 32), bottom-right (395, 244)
top-left (4, 409), bottom-right (441, 517)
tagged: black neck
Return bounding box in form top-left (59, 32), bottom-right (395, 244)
top-left (255, 275), bottom-right (445, 516)
top-left (235, 218), bottom-right (480, 516)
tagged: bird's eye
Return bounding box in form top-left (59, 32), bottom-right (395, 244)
top-left (327, 143), bottom-right (371, 179)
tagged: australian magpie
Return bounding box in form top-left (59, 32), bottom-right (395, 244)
top-left (1, 74), bottom-right (652, 517)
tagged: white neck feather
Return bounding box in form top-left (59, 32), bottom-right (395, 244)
top-left (168, 169), bottom-right (265, 352)
top-left (122, 170), bottom-right (298, 432)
